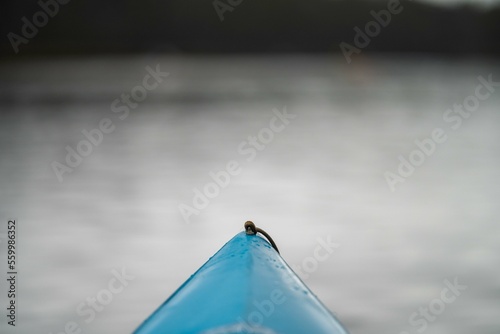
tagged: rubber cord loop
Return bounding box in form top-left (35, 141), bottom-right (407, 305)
top-left (244, 221), bottom-right (280, 254)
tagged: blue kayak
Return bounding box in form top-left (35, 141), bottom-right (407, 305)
top-left (134, 223), bottom-right (349, 334)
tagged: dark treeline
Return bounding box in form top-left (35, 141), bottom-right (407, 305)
top-left (1, 0), bottom-right (499, 56)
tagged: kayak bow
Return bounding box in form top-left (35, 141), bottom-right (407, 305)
top-left (134, 222), bottom-right (349, 334)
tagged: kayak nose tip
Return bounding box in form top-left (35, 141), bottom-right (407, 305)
top-left (244, 221), bottom-right (257, 235)
top-left (243, 221), bottom-right (280, 254)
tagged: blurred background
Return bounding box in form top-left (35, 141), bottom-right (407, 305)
top-left (1, 0), bottom-right (499, 333)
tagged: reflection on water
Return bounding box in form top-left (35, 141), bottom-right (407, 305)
top-left (0, 56), bottom-right (499, 334)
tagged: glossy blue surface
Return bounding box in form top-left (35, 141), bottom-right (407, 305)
top-left (134, 232), bottom-right (349, 334)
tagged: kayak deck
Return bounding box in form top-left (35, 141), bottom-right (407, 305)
top-left (134, 231), bottom-right (349, 334)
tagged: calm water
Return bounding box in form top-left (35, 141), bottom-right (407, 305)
top-left (0, 55), bottom-right (499, 334)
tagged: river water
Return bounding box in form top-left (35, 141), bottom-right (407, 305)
top-left (0, 55), bottom-right (499, 334)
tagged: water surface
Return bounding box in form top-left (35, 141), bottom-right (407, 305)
top-left (0, 55), bottom-right (499, 334)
